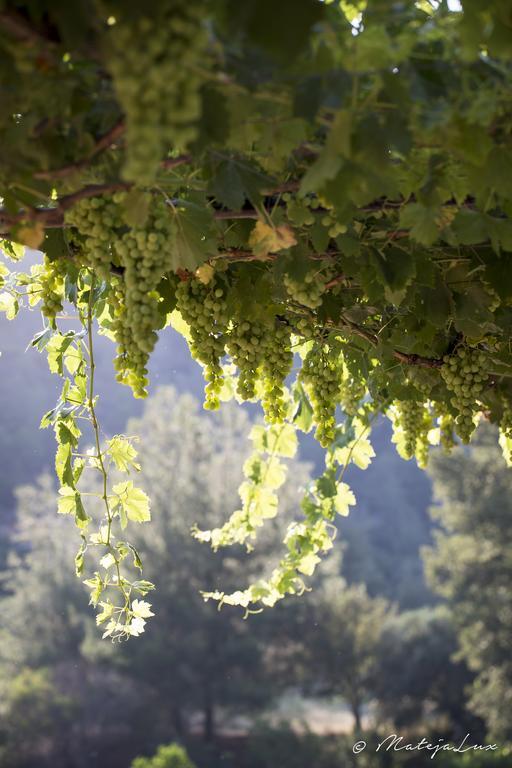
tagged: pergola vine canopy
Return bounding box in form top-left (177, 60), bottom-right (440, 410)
top-left (1, 0), bottom-right (512, 638)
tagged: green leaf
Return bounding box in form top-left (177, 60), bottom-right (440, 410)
top-left (46, 333), bottom-right (76, 376)
top-left (57, 487), bottom-right (89, 528)
top-left (292, 382), bottom-right (314, 433)
top-left (371, 246), bottom-right (416, 305)
top-left (250, 423), bottom-right (298, 458)
top-left (55, 442), bottom-right (75, 488)
top-left (107, 436), bottom-right (140, 473)
top-left (75, 536), bottom-right (87, 577)
top-left (210, 157), bottom-right (271, 209)
top-left (399, 204), bottom-right (440, 246)
top-left (111, 481), bottom-right (151, 526)
top-left (169, 200), bottom-right (217, 271)
top-left (451, 209), bottom-right (488, 245)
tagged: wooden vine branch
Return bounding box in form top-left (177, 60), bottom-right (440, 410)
top-left (0, 9), bottom-right (58, 61)
top-left (33, 120), bottom-right (127, 181)
top-left (335, 315), bottom-right (444, 369)
top-left (392, 350), bottom-right (443, 369)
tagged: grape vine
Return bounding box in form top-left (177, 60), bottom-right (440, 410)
top-left (1, 0), bottom-right (512, 632)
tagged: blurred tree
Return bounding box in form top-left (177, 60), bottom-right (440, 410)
top-left (373, 606), bottom-right (478, 736)
top-left (115, 387), bottom-right (311, 744)
top-left (423, 425), bottom-right (512, 742)
top-left (0, 668), bottom-right (75, 768)
top-left (0, 388), bottom-right (311, 765)
top-left (296, 577), bottom-right (391, 731)
top-left (131, 743), bottom-right (197, 768)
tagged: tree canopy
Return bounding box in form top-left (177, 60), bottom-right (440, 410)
top-left (425, 424), bottom-right (512, 742)
top-left (1, 0), bottom-right (512, 637)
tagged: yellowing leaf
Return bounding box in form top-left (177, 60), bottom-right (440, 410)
top-left (131, 599), bottom-right (154, 619)
top-left (15, 221), bottom-right (45, 249)
top-left (333, 482), bottom-right (356, 516)
top-left (0, 291), bottom-right (18, 320)
top-left (96, 601), bottom-right (115, 625)
top-left (196, 263), bottom-right (215, 284)
top-left (499, 430), bottom-right (512, 467)
top-left (297, 552), bottom-right (321, 576)
top-left (249, 221), bottom-right (297, 257)
top-left (100, 552), bottom-right (117, 570)
top-left (128, 616), bottom-right (147, 636)
top-left (169, 309), bottom-right (192, 342)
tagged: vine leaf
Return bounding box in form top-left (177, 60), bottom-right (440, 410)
top-left (250, 423), bottom-right (298, 457)
top-left (107, 436), bottom-right (140, 473)
top-left (132, 599), bottom-right (155, 619)
top-left (333, 482), bottom-right (357, 517)
top-left (111, 481), bottom-right (151, 528)
top-left (57, 486), bottom-right (89, 527)
top-left (399, 203), bottom-right (440, 246)
top-left (248, 221), bottom-right (297, 257)
top-left (168, 200), bottom-right (217, 271)
top-left (55, 442), bottom-right (75, 488)
top-left (0, 291), bottom-right (18, 319)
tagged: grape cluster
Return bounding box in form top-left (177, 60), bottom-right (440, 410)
top-left (441, 347), bottom-right (487, 443)
top-left (112, 198), bottom-right (175, 396)
top-left (283, 193), bottom-right (315, 226)
top-left (294, 314), bottom-right (316, 339)
top-left (175, 277), bottom-right (229, 409)
top-left (284, 268), bottom-right (330, 309)
top-left (395, 400), bottom-right (432, 468)
top-left (260, 323), bottom-right (293, 423)
top-left (106, 2), bottom-right (208, 184)
top-left (65, 194), bottom-right (124, 279)
top-left (283, 193), bottom-right (348, 239)
top-left (500, 396), bottom-right (512, 439)
top-left (225, 317), bottom-right (293, 421)
top-left (67, 193), bottom-right (175, 397)
top-left (299, 343), bottom-right (343, 447)
top-left (227, 319), bottom-right (267, 401)
top-left (339, 363), bottom-right (366, 416)
top-left (40, 256), bottom-right (66, 324)
top-left (439, 412), bottom-right (456, 454)
top-left (320, 211), bottom-right (348, 239)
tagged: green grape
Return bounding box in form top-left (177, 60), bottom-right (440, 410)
top-left (500, 396), bottom-right (512, 439)
top-left (260, 322), bottom-right (293, 423)
top-left (65, 194), bottom-right (124, 279)
top-left (294, 314), bottom-right (316, 338)
top-left (299, 342), bottom-right (342, 447)
top-left (227, 319), bottom-right (267, 401)
top-left (39, 256), bottom-right (66, 324)
top-left (441, 346), bottom-right (487, 443)
top-left (113, 198), bottom-right (178, 396)
top-left (284, 193), bottom-right (315, 226)
top-left (284, 267), bottom-right (331, 309)
top-left (394, 400), bottom-right (432, 467)
top-left (176, 276), bottom-right (229, 410)
top-left (105, 2), bottom-right (208, 184)
top-left (320, 211), bottom-right (348, 238)
top-left (67, 193), bottom-right (175, 398)
top-left (439, 412), bottom-right (456, 454)
top-left (339, 362), bottom-right (366, 416)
